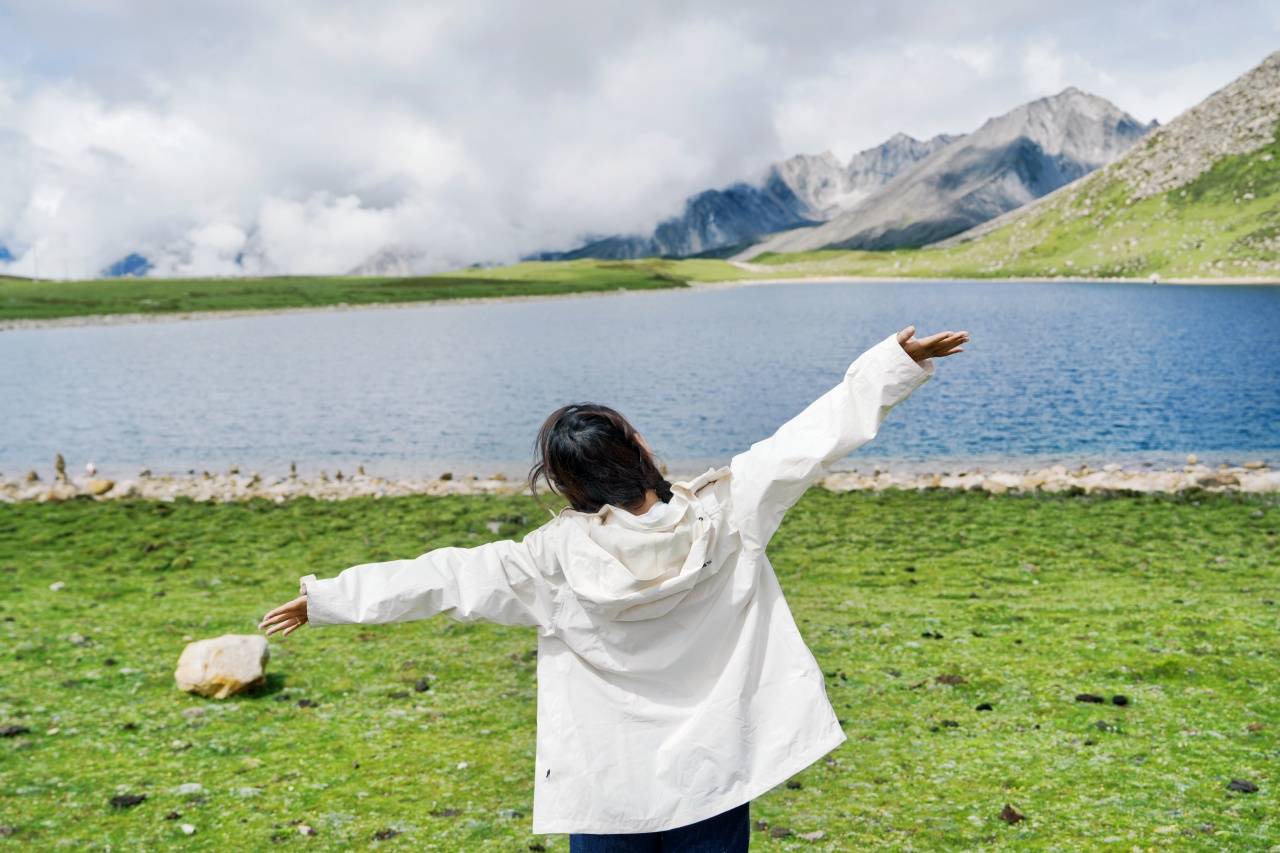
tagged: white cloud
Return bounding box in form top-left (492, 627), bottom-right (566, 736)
top-left (0, 1), bottom-right (1275, 277)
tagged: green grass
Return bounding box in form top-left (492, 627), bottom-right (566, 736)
top-left (1, 489), bottom-right (1276, 849)
top-left (0, 261), bottom-right (694, 322)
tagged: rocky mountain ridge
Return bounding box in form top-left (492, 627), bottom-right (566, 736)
top-left (742, 88), bottom-right (1154, 256)
top-left (526, 132), bottom-right (954, 262)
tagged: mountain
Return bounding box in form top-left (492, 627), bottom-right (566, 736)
top-left (532, 133), bottom-right (953, 261)
top-left (733, 50), bottom-right (1280, 281)
top-left (741, 88), bottom-right (1155, 256)
top-left (538, 173), bottom-right (814, 261)
top-left (347, 245), bottom-right (431, 276)
top-left (924, 50), bottom-right (1280, 277)
top-left (102, 253), bottom-right (152, 277)
top-left (777, 133), bottom-right (958, 218)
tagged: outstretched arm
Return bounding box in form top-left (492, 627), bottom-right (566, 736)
top-left (728, 325), bottom-right (967, 549)
top-left (259, 527), bottom-right (561, 636)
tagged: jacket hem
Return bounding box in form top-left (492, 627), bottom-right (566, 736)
top-left (529, 722), bottom-right (848, 835)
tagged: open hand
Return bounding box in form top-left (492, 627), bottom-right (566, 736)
top-left (259, 595), bottom-right (308, 638)
top-left (897, 325), bottom-right (969, 362)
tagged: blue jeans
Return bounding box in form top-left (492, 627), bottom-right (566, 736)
top-left (568, 801), bottom-right (750, 852)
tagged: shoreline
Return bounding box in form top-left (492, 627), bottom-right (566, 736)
top-left (4, 272), bottom-right (1277, 331)
top-left (0, 285), bottom-right (690, 332)
top-left (5, 460), bottom-right (1276, 503)
top-left (699, 272), bottom-right (1280, 287)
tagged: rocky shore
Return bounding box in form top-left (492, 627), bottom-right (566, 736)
top-left (3, 456), bottom-right (1276, 503)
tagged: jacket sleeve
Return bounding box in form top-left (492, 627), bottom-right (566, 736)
top-left (299, 526), bottom-right (560, 632)
top-left (729, 331), bottom-right (935, 549)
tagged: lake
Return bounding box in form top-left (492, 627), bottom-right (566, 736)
top-left (2, 280), bottom-right (1278, 479)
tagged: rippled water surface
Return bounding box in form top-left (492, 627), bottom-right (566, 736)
top-left (2, 281), bottom-right (1278, 477)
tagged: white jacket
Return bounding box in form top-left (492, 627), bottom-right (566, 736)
top-left (301, 332), bottom-right (935, 834)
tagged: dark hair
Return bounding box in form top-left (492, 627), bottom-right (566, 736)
top-left (529, 403), bottom-right (673, 513)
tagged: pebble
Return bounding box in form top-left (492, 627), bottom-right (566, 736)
top-left (180, 824), bottom-right (196, 836)
top-left (456, 761), bottom-right (469, 770)
top-left (175, 783), bottom-right (204, 796)
top-left (49, 582), bottom-right (66, 592)
top-left (1227, 779), bottom-right (1258, 793)
top-left (298, 824), bottom-right (317, 836)
top-left (4, 461), bottom-right (1276, 504)
top-left (798, 830), bottom-right (826, 841)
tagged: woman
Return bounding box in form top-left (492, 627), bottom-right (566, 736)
top-left (260, 325), bottom-right (968, 851)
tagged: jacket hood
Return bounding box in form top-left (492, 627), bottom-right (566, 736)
top-left (551, 466), bottom-right (739, 621)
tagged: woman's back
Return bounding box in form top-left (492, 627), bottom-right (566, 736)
top-left (262, 326), bottom-right (968, 838)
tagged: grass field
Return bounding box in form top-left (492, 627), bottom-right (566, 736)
top-left (1, 489), bottom-right (1276, 849)
top-left (0, 261), bottom-right (701, 322)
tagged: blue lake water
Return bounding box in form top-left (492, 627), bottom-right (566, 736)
top-left (2, 280), bottom-right (1278, 479)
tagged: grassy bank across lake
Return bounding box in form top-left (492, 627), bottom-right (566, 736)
top-left (6, 250), bottom-right (1276, 327)
top-left (1, 489), bottom-right (1275, 849)
top-left (0, 260), bottom-right (710, 323)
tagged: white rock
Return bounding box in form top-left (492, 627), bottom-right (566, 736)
top-left (174, 634), bottom-right (269, 699)
top-left (181, 823), bottom-right (196, 835)
top-left (1242, 471), bottom-right (1280, 493)
top-left (175, 783), bottom-right (205, 796)
top-left (49, 581), bottom-right (66, 592)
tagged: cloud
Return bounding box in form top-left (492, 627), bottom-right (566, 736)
top-left (0, 0), bottom-right (1276, 277)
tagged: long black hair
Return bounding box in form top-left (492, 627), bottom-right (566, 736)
top-left (528, 403), bottom-right (673, 513)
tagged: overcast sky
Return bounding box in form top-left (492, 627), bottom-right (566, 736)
top-left (1, 1), bottom-right (1276, 278)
